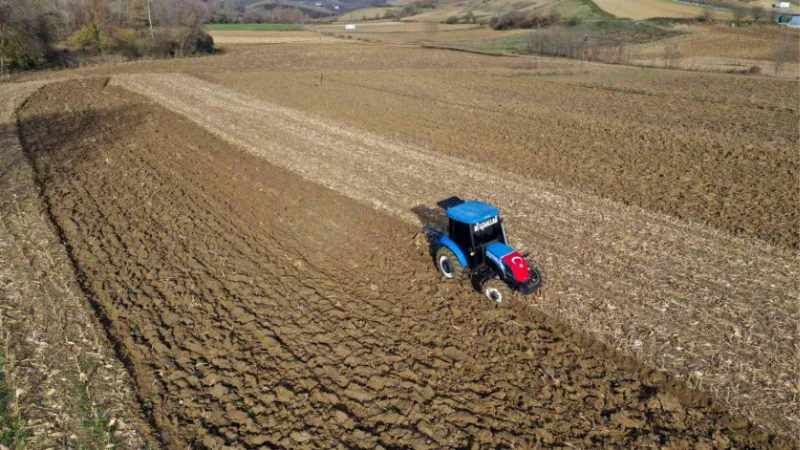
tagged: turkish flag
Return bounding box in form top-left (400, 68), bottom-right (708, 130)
top-left (502, 251), bottom-right (530, 283)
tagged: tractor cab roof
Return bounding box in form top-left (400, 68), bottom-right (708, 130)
top-left (447, 201), bottom-right (500, 225)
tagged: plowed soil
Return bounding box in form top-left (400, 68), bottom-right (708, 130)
top-left (110, 72), bottom-right (798, 435)
top-left (17, 78), bottom-right (789, 449)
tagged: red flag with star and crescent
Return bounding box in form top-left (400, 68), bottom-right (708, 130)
top-left (502, 251), bottom-right (530, 283)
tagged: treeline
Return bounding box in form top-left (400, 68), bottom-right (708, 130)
top-left (206, 1), bottom-right (322, 24)
top-left (489, 11), bottom-right (569, 30)
top-left (239, 8), bottom-right (308, 24)
top-left (0, 0), bottom-right (214, 74)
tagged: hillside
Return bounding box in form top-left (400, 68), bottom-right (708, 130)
top-left (396, 0), bottom-right (613, 22)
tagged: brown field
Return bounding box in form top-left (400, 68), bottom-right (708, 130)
top-left (593, 0), bottom-right (734, 19)
top-left (7, 38), bottom-right (800, 447)
top-left (632, 24), bottom-right (800, 75)
top-left (309, 22), bottom-right (517, 43)
top-left (207, 30), bottom-right (342, 44)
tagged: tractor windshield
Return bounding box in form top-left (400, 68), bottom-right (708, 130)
top-left (472, 216), bottom-right (504, 247)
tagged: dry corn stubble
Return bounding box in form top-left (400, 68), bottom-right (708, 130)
top-left (0, 82), bottom-right (158, 449)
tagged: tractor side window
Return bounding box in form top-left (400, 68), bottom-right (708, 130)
top-left (450, 221), bottom-right (472, 249)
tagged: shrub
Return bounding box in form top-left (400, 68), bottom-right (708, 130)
top-left (663, 41), bottom-right (680, 68)
top-left (726, 64), bottom-right (762, 74)
top-left (399, 5), bottom-right (418, 18)
top-left (70, 25), bottom-right (102, 52)
top-left (0, 2), bottom-right (62, 72)
top-left (547, 11), bottom-right (562, 26)
top-left (750, 7), bottom-right (765, 23)
top-left (490, 11), bottom-right (559, 30)
top-left (701, 7), bottom-right (714, 22)
top-left (445, 15), bottom-right (460, 24)
top-left (102, 27), bottom-right (139, 57)
top-left (464, 11), bottom-right (476, 23)
top-left (732, 8), bottom-right (746, 25)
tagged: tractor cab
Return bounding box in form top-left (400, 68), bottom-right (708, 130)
top-left (446, 201), bottom-right (507, 267)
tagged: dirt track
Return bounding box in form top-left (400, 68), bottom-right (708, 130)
top-left (17, 79), bottom-right (789, 448)
top-left (106, 73), bottom-right (799, 433)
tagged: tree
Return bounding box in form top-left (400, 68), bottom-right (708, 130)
top-left (0, 1), bottom-right (61, 73)
top-left (170, 0), bottom-right (211, 56)
top-left (702, 6), bottom-right (713, 22)
top-left (127, 0), bottom-right (149, 27)
top-left (89, 0), bottom-right (113, 28)
top-left (464, 10), bottom-right (476, 24)
top-left (732, 7), bottom-right (746, 25)
top-left (750, 6), bottom-right (765, 23)
top-left (663, 41), bottom-right (680, 68)
top-left (146, 0), bottom-right (153, 39)
top-left (774, 29), bottom-right (792, 74)
top-left (242, 8), bottom-right (269, 23)
top-left (424, 21), bottom-right (438, 41)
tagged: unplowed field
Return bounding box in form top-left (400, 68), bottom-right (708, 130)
top-left (17, 79), bottom-right (789, 448)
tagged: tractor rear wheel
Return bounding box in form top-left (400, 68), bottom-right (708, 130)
top-left (436, 247), bottom-right (464, 281)
top-left (483, 278), bottom-right (512, 307)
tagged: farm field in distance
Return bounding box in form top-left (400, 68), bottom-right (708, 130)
top-left (4, 28), bottom-right (799, 449)
top-left (204, 23), bottom-right (303, 31)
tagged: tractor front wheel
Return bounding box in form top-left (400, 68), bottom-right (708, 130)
top-left (482, 278), bottom-right (512, 307)
top-left (436, 247), bottom-right (464, 281)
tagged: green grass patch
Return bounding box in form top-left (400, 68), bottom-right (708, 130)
top-left (0, 360), bottom-right (30, 449)
top-left (540, 0), bottom-right (615, 20)
top-left (68, 359), bottom-right (122, 450)
top-left (452, 34), bottom-right (532, 54)
top-left (337, 7), bottom-right (400, 21)
top-left (454, 19), bottom-right (682, 56)
top-left (575, 19), bottom-right (683, 43)
top-left (204, 23), bottom-right (303, 31)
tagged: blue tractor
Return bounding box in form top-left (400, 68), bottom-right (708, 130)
top-left (424, 197), bottom-right (542, 306)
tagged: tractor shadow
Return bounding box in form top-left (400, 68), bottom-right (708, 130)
top-left (411, 204), bottom-right (446, 267)
top-left (410, 204), bottom-right (447, 230)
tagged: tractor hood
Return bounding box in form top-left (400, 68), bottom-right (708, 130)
top-left (485, 242), bottom-right (530, 283)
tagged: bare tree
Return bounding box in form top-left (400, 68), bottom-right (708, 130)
top-left (750, 6), bottom-right (765, 23)
top-left (464, 10), bottom-right (476, 24)
top-left (732, 7), bottom-right (746, 25)
top-left (774, 29), bottom-right (792, 75)
top-left (702, 6), bottom-right (713, 22)
top-left (242, 8), bottom-right (269, 23)
top-left (146, 0), bottom-right (153, 40)
top-left (424, 21), bottom-right (439, 41)
top-left (664, 41), bottom-right (680, 68)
